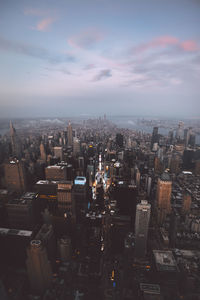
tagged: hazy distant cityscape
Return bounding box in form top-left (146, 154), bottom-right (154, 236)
top-left (0, 115), bottom-right (200, 300)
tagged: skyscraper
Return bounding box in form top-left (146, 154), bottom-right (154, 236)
top-left (53, 146), bottom-right (63, 161)
top-left (182, 190), bottom-right (192, 214)
top-left (72, 176), bottom-right (87, 224)
top-left (45, 165), bottom-right (67, 181)
top-left (6, 192), bottom-right (38, 230)
top-left (26, 240), bottom-right (52, 294)
top-left (151, 127), bottom-right (159, 150)
top-left (156, 172), bottom-right (172, 224)
top-left (135, 168), bottom-right (140, 188)
top-left (35, 224), bottom-right (56, 263)
top-left (10, 121), bottom-right (21, 158)
top-left (57, 237), bottom-right (72, 262)
top-left (116, 133), bottom-right (123, 148)
top-left (4, 159), bottom-right (26, 193)
top-left (57, 181), bottom-right (73, 217)
top-left (176, 121), bottom-right (184, 140)
top-left (67, 121), bottom-right (73, 147)
top-left (40, 143), bottom-right (47, 162)
top-left (135, 200), bottom-right (151, 259)
top-left (146, 176), bottom-right (152, 197)
top-left (184, 128), bottom-right (189, 147)
top-left (73, 137), bottom-right (80, 156)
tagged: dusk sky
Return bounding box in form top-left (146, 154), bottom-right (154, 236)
top-left (0, 0), bottom-right (200, 118)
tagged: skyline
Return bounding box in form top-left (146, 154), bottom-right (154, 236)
top-left (0, 0), bottom-right (200, 118)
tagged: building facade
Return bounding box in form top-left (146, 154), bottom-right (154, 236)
top-left (134, 200), bottom-right (151, 259)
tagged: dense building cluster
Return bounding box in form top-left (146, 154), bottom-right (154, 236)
top-left (0, 116), bottom-right (200, 300)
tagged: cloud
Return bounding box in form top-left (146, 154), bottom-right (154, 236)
top-left (131, 35), bottom-right (199, 54)
top-left (24, 7), bottom-right (56, 31)
top-left (0, 36), bottom-right (75, 64)
top-left (121, 35), bottom-right (200, 89)
top-left (36, 17), bottom-right (56, 32)
top-left (68, 29), bottom-right (104, 49)
top-left (180, 40), bottom-right (199, 51)
top-left (83, 64), bottom-right (96, 70)
top-left (93, 69), bottom-right (112, 81)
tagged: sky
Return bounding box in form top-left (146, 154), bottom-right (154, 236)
top-left (0, 0), bottom-right (200, 118)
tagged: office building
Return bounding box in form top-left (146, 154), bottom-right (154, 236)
top-left (139, 283), bottom-right (161, 300)
top-left (182, 190), bottom-right (192, 214)
top-left (116, 133), bottom-right (123, 148)
top-left (189, 133), bottom-right (196, 147)
top-left (168, 130), bottom-right (174, 144)
top-left (0, 227), bottom-right (33, 268)
top-left (184, 128), bottom-right (189, 146)
top-left (57, 237), bottom-right (72, 262)
top-left (35, 224), bottom-right (56, 263)
top-left (10, 121), bottom-right (21, 158)
top-left (154, 156), bottom-right (163, 174)
top-left (4, 159), bottom-right (26, 193)
top-left (86, 164), bottom-right (94, 187)
top-left (6, 192), bottom-right (38, 230)
top-left (45, 165), bottom-right (67, 181)
top-left (67, 121), bottom-right (73, 147)
top-left (169, 211), bottom-right (179, 247)
top-left (53, 146), bottom-right (63, 161)
top-left (88, 144), bottom-right (94, 157)
top-left (153, 250), bottom-right (179, 285)
top-left (156, 172), bottom-right (172, 224)
top-left (136, 168), bottom-right (140, 188)
top-left (176, 121), bottom-right (184, 140)
top-left (57, 181), bottom-right (73, 216)
top-left (151, 127), bottom-right (159, 150)
top-left (183, 149), bottom-right (195, 169)
top-left (73, 137), bottom-right (80, 155)
top-left (113, 181), bottom-right (137, 219)
top-left (26, 240), bottom-right (52, 294)
top-left (72, 176), bottom-right (87, 223)
top-left (146, 176), bottom-right (152, 197)
top-left (195, 160), bottom-right (200, 175)
top-left (170, 154), bottom-right (181, 174)
top-left (134, 200), bottom-right (151, 259)
top-left (40, 143), bottom-right (47, 162)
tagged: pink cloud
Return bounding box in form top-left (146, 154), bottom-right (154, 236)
top-left (156, 36), bottom-right (179, 46)
top-left (36, 17), bottom-right (55, 32)
top-left (180, 40), bottom-right (198, 51)
top-left (24, 7), bottom-right (56, 32)
top-left (133, 35), bottom-right (179, 53)
top-left (132, 35), bottom-right (198, 54)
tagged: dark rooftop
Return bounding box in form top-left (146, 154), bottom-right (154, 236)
top-left (160, 172), bottom-right (171, 182)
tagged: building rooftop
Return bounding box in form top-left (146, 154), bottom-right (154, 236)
top-left (21, 192), bottom-right (38, 200)
top-left (9, 159), bottom-right (19, 164)
top-left (0, 189), bottom-right (8, 195)
top-left (0, 227), bottom-right (32, 237)
top-left (140, 283), bottom-right (160, 295)
top-left (7, 198), bottom-right (31, 205)
top-left (153, 250), bottom-right (179, 272)
top-left (36, 180), bottom-right (59, 185)
top-left (160, 172), bottom-right (171, 182)
top-left (182, 171), bottom-right (193, 175)
top-left (74, 176), bottom-right (86, 185)
top-left (46, 165), bottom-right (65, 169)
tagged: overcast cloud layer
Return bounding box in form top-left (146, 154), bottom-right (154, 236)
top-left (0, 0), bottom-right (199, 118)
